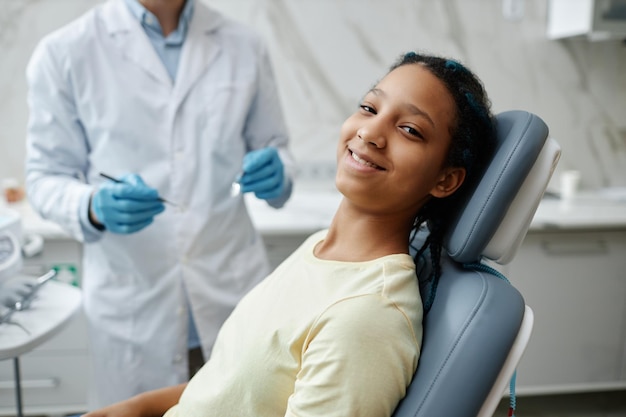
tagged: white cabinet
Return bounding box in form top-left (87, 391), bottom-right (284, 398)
top-left (505, 229), bottom-right (626, 394)
top-left (0, 237), bottom-right (89, 416)
top-left (547, 0), bottom-right (626, 40)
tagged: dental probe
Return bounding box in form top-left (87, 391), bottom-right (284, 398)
top-left (99, 172), bottom-right (179, 207)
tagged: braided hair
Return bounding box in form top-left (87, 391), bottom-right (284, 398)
top-left (393, 52), bottom-right (497, 312)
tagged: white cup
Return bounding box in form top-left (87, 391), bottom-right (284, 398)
top-left (560, 170), bottom-right (581, 200)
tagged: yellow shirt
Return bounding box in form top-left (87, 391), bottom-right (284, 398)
top-left (164, 230), bottom-right (423, 417)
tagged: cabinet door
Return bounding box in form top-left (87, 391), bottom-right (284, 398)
top-left (508, 231), bottom-right (626, 394)
top-left (0, 350), bottom-right (90, 416)
top-left (0, 314), bottom-right (90, 415)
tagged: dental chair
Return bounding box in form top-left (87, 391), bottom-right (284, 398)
top-left (394, 110), bottom-right (560, 417)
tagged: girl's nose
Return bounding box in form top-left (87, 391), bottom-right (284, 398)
top-left (357, 125), bottom-right (386, 148)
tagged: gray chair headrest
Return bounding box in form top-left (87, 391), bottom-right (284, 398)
top-left (444, 110), bottom-right (560, 265)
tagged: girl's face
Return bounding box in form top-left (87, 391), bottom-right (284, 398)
top-left (336, 63), bottom-right (466, 218)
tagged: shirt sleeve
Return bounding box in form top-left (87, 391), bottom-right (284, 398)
top-left (285, 295), bottom-right (420, 417)
top-left (243, 39), bottom-right (295, 209)
top-left (24, 36), bottom-right (101, 243)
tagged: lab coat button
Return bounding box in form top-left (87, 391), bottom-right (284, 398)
top-left (177, 307), bottom-right (185, 316)
top-left (173, 354), bottom-right (183, 363)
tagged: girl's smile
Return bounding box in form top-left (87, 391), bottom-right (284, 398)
top-left (346, 148), bottom-right (386, 171)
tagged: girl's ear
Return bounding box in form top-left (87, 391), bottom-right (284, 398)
top-left (430, 167), bottom-right (466, 198)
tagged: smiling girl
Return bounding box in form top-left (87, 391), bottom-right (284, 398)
top-left (85, 51), bottom-right (496, 417)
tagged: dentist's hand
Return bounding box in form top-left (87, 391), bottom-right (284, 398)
top-left (239, 147), bottom-right (285, 200)
top-left (90, 174), bottom-right (165, 234)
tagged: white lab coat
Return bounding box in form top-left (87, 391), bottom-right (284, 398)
top-left (25, 0), bottom-right (294, 408)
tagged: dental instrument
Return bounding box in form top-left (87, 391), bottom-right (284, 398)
top-left (230, 173), bottom-right (242, 197)
top-left (99, 173), bottom-right (179, 207)
top-left (12, 269), bottom-right (57, 312)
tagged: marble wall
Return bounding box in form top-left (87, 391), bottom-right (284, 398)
top-left (1, 0), bottom-right (625, 191)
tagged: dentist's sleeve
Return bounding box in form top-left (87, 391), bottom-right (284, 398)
top-left (243, 41), bottom-right (295, 209)
top-left (24, 37), bottom-right (103, 243)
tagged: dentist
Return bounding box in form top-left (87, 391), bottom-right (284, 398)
top-left (25, 0), bottom-right (294, 409)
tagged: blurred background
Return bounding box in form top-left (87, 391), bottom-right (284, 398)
top-left (1, 1), bottom-right (626, 416)
top-left (1, 0), bottom-right (625, 192)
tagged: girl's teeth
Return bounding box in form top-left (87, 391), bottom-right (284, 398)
top-left (351, 151), bottom-right (378, 169)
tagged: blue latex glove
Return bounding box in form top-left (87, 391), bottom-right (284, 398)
top-left (90, 174), bottom-right (165, 234)
top-left (239, 147), bottom-right (285, 200)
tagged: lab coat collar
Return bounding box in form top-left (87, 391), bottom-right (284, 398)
top-left (122, 0), bottom-right (194, 44)
top-left (101, 0), bottom-right (172, 85)
top-left (100, 0), bottom-right (224, 91)
top-left (104, 0), bottom-right (221, 34)
top-left (173, 2), bottom-right (224, 106)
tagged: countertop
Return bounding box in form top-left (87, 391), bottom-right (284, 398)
top-left (530, 190), bottom-right (626, 231)
top-left (245, 188), bottom-right (626, 234)
top-left (3, 188), bottom-right (626, 239)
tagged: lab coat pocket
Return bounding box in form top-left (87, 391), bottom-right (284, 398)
top-left (198, 82), bottom-right (252, 148)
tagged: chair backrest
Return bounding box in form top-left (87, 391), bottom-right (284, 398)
top-left (393, 110), bottom-right (561, 417)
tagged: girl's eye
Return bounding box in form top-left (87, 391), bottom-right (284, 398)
top-left (359, 104), bottom-right (376, 114)
top-left (402, 126), bottom-right (424, 140)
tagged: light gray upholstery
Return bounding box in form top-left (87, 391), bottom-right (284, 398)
top-left (446, 111), bottom-right (549, 263)
top-left (394, 257), bottom-right (525, 417)
top-left (393, 111), bottom-right (556, 417)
